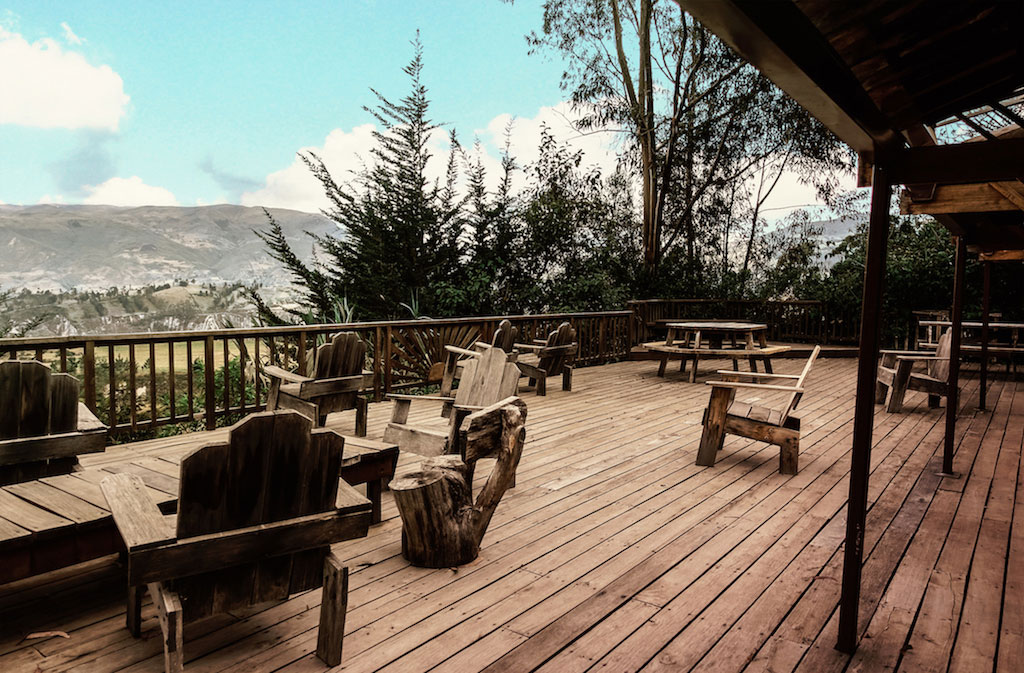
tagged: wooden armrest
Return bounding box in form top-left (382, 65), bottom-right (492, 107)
top-left (445, 345), bottom-right (481, 358)
top-left (386, 393), bottom-right (456, 404)
top-left (895, 355), bottom-right (948, 361)
top-left (263, 365), bottom-right (310, 384)
top-left (514, 343), bottom-right (545, 352)
top-left (100, 473), bottom-right (176, 552)
top-left (77, 402), bottom-right (108, 432)
top-left (707, 381), bottom-right (805, 393)
top-left (878, 349), bottom-right (933, 357)
top-left (715, 371), bottom-right (800, 379)
top-left (452, 404), bottom-right (486, 411)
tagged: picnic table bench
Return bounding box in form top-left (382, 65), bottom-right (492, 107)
top-left (643, 321), bottom-right (792, 382)
top-left (0, 434), bottom-right (397, 586)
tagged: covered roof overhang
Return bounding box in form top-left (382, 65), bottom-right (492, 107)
top-left (681, 0), bottom-right (1024, 253)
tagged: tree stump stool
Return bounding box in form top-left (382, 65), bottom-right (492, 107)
top-left (389, 396), bottom-right (527, 568)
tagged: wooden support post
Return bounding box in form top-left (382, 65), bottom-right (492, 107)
top-left (980, 261), bottom-right (991, 411)
top-left (943, 236), bottom-right (966, 475)
top-left (837, 162), bottom-right (891, 654)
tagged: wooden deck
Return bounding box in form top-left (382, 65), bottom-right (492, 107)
top-left (0, 356), bottom-right (1021, 673)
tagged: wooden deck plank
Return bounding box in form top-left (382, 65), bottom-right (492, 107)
top-left (0, 359), bottom-right (1019, 673)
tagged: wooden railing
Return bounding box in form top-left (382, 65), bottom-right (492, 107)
top-left (0, 311), bottom-right (634, 437)
top-left (627, 299), bottom-right (860, 345)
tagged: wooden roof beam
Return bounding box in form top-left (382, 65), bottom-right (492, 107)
top-left (678, 0), bottom-right (900, 153)
top-left (884, 137), bottom-right (1024, 185)
top-left (900, 181), bottom-right (1024, 215)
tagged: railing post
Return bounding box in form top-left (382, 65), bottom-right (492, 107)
top-left (298, 330), bottom-right (308, 376)
top-left (373, 326), bottom-right (383, 402)
top-left (83, 341), bottom-right (97, 411)
top-left (204, 336), bottom-right (216, 430)
top-left (599, 316), bottom-right (607, 363)
top-left (384, 326), bottom-right (393, 396)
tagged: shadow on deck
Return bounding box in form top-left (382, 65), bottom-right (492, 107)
top-left (0, 356), bottom-right (1020, 673)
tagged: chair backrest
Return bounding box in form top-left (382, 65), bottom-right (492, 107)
top-left (314, 332), bottom-right (366, 379)
top-left (173, 411), bottom-right (342, 619)
top-left (0, 360), bottom-right (79, 441)
top-left (780, 345), bottom-right (821, 424)
top-left (491, 320), bottom-right (519, 353)
top-left (453, 346), bottom-right (520, 408)
top-left (929, 329), bottom-right (952, 381)
top-left (537, 322), bottom-right (577, 375)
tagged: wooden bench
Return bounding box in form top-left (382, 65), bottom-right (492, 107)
top-left (0, 434), bottom-right (397, 586)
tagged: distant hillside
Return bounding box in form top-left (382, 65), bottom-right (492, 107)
top-left (0, 204), bottom-right (338, 291)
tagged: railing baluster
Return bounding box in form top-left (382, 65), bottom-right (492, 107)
top-left (108, 345), bottom-right (116, 429)
top-left (186, 340), bottom-right (195, 421)
top-left (168, 340), bottom-right (176, 422)
top-left (254, 337), bottom-right (262, 406)
top-left (59, 347), bottom-right (67, 373)
top-left (222, 338), bottom-right (230, 412)
top-left (128, 344), bottom-right (137, 430)
top-left (149, 341), bottom-right (157, 425)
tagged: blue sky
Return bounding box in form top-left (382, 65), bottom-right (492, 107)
top-left (0, 1), bottom-right (587, 209)
top-left (0, 1), bottom-right (848, 215)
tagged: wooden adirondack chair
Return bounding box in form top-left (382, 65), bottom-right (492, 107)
top-left (265, 332), bottom-right (373, 436)
top-left (439, 319), bottom-right (519, 413)
top-left (876, 328), bottom-right (951, 413)
top-left (696, 346), bottom-right (821, 475)
top-left (100, 411), bottom-right (370, 672)
top-left (384, 345), bottom-right (520, 457)
top-left (0, 360), bottom-right (106, 485)
top-left (390, 396), bottom-right (527, 567)
top-left (515, 322), bottom-right (577, 396)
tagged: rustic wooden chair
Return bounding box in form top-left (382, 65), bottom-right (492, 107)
top-left (514, 322), bottom-right (577, 396)
top-left (264, 332), bottom-right (373, 436)
top-left (696, 346), bottom-right (821, 475)
top-left (384, 345), bottom-right (520, 457)
top-left (100, 410), bottom-right (370, 672)
top-left (439, 319), bottom-right (519, 413)
top-left (876, 328), bottom-right (951, 413)
top-left (390, 396), bottom-right (527, 567)
top-left (0, 360), bottom-right (106, 485)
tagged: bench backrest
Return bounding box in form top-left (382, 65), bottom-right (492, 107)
top-left (453, 346), bottom-right (520, 409)
top-left (780, 345), bottom-right (821, 424)
top-left (0, 360), bottom-right (79, 440)
top-left (173, 411), bottom-right (342, 619)
top-left (929, 329), bottom-right (952, 381)
top-left (537, 322), bottom-right (577, 375)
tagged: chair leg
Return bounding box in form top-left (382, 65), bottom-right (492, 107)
top-left (874, 378), bottom-right (889, 405)
top-left (887, 361), bottom-right (913, 413)
top-left (355, 397), bottom-right (368, 437)
top-left (317, 554), bottom-right (349, 667)
top-left (657, 358), bottom-right (667, 377)
top-left (562, 366), bottom-right (572, 391)
top-left (928, 394), bottom-right (942, 408)
top-left (127, 584), bottom-right (142, 637)
top-left (779, 437), bottom-right (799, 475)
top-left (149, 583), bottom-right (183, 673)
top-left (696, 388), bottom-right (730, 466)
top-left (536, 376), bottom-right (546, 396)
top-left (366, 479), bottom-right (382, 524)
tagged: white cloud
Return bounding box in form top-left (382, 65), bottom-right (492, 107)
top-left (60, 22), bottom-right (83, 45)
top-left (82, 176), bottom-right (178, 206)
top-left (241, 104), bottom-right (625, 214)
top-left (241, 124), bottom-right (378, 213)
top-left (0, 25), bottom-right (128, 131)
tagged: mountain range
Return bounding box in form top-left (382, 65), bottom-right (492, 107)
top-left (0, 204), bottom-right (337, 292)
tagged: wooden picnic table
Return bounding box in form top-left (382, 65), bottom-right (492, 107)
top-left (0, 434), bottom-right (397, 586)
top-left (644, 321), bottom-right (791, 382)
